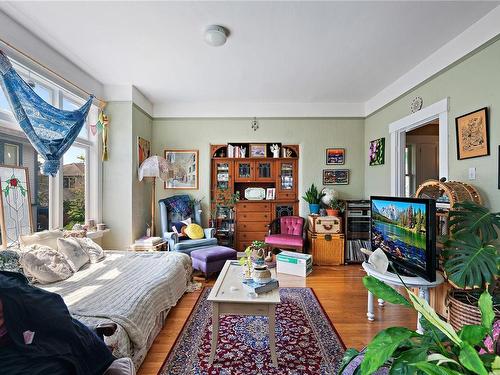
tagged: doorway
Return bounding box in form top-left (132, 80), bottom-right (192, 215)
top-left (404, 121), bottom-right (439, 196)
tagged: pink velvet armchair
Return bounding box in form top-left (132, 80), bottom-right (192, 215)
top-left (265, 216), bottom-right (305, 253)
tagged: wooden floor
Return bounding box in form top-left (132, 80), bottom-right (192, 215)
top-left (138, 265), bottom-right (416, 375)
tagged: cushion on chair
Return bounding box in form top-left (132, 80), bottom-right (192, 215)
top-left (172, 237), bottom-right (218, 253)
top-left (265, 234), bottom-right (304, 248)
top-left (184, 223), bottom-right (204, 239)
top-left (280, 216), bottom-right (304, 236)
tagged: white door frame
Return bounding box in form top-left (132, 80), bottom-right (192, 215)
top-left (388, 98), bottom-right (449, 196)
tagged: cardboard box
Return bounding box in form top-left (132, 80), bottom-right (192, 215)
top-left (276, 251), bottom-right (313, 277)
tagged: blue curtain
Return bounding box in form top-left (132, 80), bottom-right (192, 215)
top-left (0, 50), bottom-right (93, 176)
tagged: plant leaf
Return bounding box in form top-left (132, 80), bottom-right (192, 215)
top-left (338, 348), bottom-right (360, 375)
top-left (443, 234), bottom-right (498, 289)
top-left (478, 291), bottom-right (494, 333)
top-left (407, 290), bottom-right (461, 346)
top-left (448, 201), bottom-right (500, 242)
top-left (459, 342), bottom-right (488, 375)
top-left (361, 327), bottom-right (416, 375)
top-left (413, 362), bottom-right (464, 375)
top-left (427, 353), bottom-right (460, 366)
top-left (459, 324), bottom-right (489, 346)
top-left (492, 356), bottom-right (500, 373)
top-left (362, 276), bottom-right (411, 307)
top-left (389, 348), bottom-right (428, 375)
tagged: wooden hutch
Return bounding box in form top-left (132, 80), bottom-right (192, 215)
top-left (211, 144), bottom-right (299, 251)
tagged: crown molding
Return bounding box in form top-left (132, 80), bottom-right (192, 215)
top-left (103, 85), bottom-right (153, 116)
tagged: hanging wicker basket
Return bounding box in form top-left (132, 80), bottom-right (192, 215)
top-left (448, 290), bottom-right (500, 331)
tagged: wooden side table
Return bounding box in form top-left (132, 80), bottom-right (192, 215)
top-left (130, 241), bottom-right (167, 252)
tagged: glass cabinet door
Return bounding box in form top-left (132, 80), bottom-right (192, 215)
top-left (277, 160), bottom-right (297, 197)
top-left (235, 161), bottom-right (254, 182)
top-left (215, 162), bottom-right (231, 190)
top-left (255, 161), bottom-right (274, 182)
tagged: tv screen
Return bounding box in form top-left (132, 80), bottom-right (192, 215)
top-left (370, 196), bottom-right (436, 282)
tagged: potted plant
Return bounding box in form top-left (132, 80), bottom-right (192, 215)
top-left (326, 198), bottom-right (345, 217)
top-left (302, 183), bottom-right (325, 214)
top-left (340, 274), bottom-right (499, 375)
top-left (442, 201), bottom-right (500, 330)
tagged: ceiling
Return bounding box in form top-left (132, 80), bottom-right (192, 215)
top-left (0, 1), bottom-right (498, 112)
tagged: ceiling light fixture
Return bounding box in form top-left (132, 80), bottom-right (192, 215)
top-left (204, 25), bottom-right (229, 47)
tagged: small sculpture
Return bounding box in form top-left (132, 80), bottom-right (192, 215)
top-left (282, 147), bottom-right (292, 158)
top-left (240, 147), bottom-right (246, 158)
top-left (270, 144), bottom-right (280, 158)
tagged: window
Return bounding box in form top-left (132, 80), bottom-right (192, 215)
top-left (0, 58), bottom-right (99, 235)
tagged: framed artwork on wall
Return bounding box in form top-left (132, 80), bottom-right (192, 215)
top-left (249, 144), bottom-right (267, 158)
top-left (323, 169), bottom-right (349, 185)
top-left (0, 165), bottom-right (33, 249)
top-left (326, 148), bottom-right (345, 165)
top-left (369, 137), bottom-right (385, 166)
top-left (137, 137), bottom-right (151, 167)
top-left (455, 107), bottom-right (490, 160)
top-left (164, 150), bottom-right (199, 190)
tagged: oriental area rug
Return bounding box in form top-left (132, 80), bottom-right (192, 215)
top-left (159, 287), bottom-right (346, 375)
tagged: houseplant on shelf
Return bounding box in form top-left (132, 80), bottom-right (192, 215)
top-left (442, 201), bottom-right (500, 330)
top-left (302, 183), bottom-right (325, 214)
top-left (339, 273), bottom-right (499, 375)
top-left (326, 198), bottom-right (345, 217)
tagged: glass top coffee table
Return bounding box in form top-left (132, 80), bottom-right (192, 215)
top-left (207, 260), bottom-right (281, 367)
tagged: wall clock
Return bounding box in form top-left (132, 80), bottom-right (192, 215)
top-left (410, 96), bottom-right (423, 113)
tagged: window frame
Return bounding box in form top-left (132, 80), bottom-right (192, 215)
top-left (0, 58), bottom-right (101, 230)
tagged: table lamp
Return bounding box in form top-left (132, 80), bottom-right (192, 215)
top-left (138, 155), bottom-right (168, 236)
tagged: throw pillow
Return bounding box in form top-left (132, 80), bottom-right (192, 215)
top-left (171, 218), bottom-right (192, 237)
top-left (184, 223), bottom-right (204, 239)
top-left (20, 229), bottom-right (64, 251)
top-left (63, 229), bottom-right (87, 238)
top-left (57, 238), bottom-right (90, 272)
top-left (74, 237), bottom-right (105, 263)
top-left (0, 250), bottom-right (23, 274)
top-left (19, 244), bottom-right (74, 284)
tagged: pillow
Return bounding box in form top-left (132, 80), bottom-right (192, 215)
top-left (63, 229), bottom-right (87, 238)
top-left (57, 238), bottom-right (90, 272)
top-left (171, 218), bottom-right (192, 237)
top-left (20, 229), bottom-right (64, 251)
top-left (0, 250), bottom-right (23, 274)
top-left (19, 244), bottom-right (74, 284)
top-left (184, 223), bottom-right (204, 240)
top-left (74, 237), bottom-right (105, 263)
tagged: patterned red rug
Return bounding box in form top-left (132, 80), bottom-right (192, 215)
top-left (159, 287), bottom-right (346, 375)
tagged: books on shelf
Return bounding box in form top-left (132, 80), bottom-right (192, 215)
top-left (242, 278), bottom-right (279, 294)
top-left (135, 236), bottom-right (162, 245)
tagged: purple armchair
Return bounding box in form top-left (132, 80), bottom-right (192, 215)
top-left (265, 216), bottom-right (305, 252)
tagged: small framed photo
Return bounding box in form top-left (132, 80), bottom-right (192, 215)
top-left (455, 107), bottom-right (490, 160)
top-left (266, 188), bottom-right (276, 200)
top-left (326, 148), bottom-right (345, 165)
top-left (323, 169), bottom-right (349, 185)
top-left (250, 144), bottom-right (267, 158)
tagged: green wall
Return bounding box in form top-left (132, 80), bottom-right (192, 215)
top-left (151, 118), bottom-right (365, 226)
top-left (365, 38), bottom-right (500, 211)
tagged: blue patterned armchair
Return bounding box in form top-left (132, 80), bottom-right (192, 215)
top-left (159, 195), bottom-right (217, 254)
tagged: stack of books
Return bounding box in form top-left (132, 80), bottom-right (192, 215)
top-left (132, 236), bottom-right (163, 250)
top-left (242, 278), bottom-right (279, 294)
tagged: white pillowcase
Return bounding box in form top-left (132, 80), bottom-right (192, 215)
top-left (57, 237), bottom-right (90, 272)
top-left (20, 244), bottom-right (74, 284)
top-left (20, 229), bottom-right (64, 251)
top-left (75, 237), bottom-right (105, 263)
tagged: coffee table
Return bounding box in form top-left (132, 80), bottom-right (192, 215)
top-left (207, 260), bottom-right (281, 367)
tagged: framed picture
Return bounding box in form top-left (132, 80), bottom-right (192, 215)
top-left (323, 169), bottom-right (349, 185)
top-left (137, 137), bottom-right (151, 167)
top-left (164, 150), bottom-right (199, 190)
top-left (266, 188), bottom-right (276, 200)
top-left (369, 137), bottom-right (385, 166)
top-left (455, 107), bottom-right (490, 160)
top-left (249, 144), bottom-right (267, 158)
top-left (0, 165), bottom-right (33, 249)
top-left (326, 148), bottom-right (345, 165)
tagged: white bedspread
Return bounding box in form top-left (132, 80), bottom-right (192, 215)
top-left (39, 251), bottom-right (192, 365)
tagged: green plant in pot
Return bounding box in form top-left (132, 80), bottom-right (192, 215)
top-left (302, 183), bottom-right (325, 214)
top-left (327, 198), bottom-right (345, 217)
top-left (442, 201), bottom-right (500, 330)
top-left (339, 274), bottom-right (499, 375)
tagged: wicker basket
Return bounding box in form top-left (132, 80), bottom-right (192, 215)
top-left (448, 290), bottom-right (500, 331)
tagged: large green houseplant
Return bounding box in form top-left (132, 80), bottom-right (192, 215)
top-left (302, 183), bottom-right (324, 214)
top-left (340, 275), bottom-right (499, 375)
top-left (442, 201), bottom-right (499, 329)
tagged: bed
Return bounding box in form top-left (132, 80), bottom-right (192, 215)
top-left (38, 250), bottom-right (192, 369)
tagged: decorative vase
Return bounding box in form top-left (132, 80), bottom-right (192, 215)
top-left (252, 265), bottom-right (272, 284)
top-left (309, 203), bottom-right (320, 214)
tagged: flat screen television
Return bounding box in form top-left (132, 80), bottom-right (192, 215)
top-left (370, 196), bottom-right (437, 282)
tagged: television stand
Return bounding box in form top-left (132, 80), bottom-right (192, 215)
top-left (362, 262), bottom-right (444, 333)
